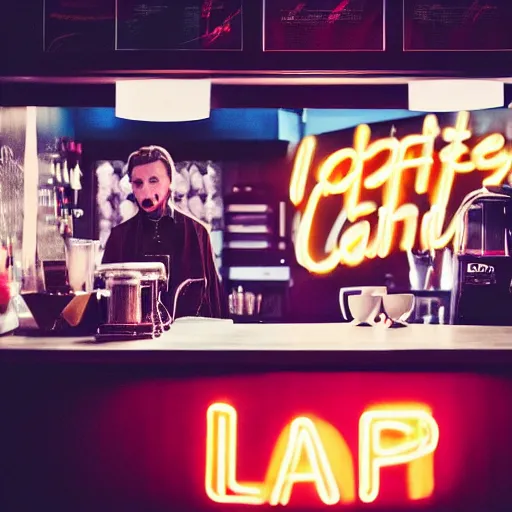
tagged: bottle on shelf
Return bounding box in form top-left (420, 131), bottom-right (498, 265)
top-left (55, 161), bottom-right (62, 184)
top-left (62, 159), bottom-right (70, 184)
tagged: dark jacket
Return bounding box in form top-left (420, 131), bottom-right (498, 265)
top-left (102, 207), bottom-right (228, 320)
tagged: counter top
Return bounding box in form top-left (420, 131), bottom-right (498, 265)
top-left (0, 322), bottom-right (511, 370)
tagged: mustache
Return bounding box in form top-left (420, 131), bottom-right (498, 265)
top-left (141, 194), bottom-right (160, 208)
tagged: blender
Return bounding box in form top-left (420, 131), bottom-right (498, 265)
top-left (450, 186), bottom-right (512, 326)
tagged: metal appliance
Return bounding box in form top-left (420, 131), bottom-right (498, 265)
top-left (450, 187), bottom-right (512, 325)
top-left (95, 262), bottom-right (171, 340)
top-left (225, 265), bottom-right (291, 321)
top-left (222, 184), bottom-right (292, 322)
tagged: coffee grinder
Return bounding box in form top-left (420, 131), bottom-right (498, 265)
top-left (450, 186), bottom-right (512, 326)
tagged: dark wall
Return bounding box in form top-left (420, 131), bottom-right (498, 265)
top-left (4, 0), bottom-right (512, 77)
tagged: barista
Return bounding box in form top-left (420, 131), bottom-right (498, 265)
top-left (102, 146), bottom-right (227, 319)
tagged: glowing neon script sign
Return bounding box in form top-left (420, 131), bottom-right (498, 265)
top-left (290, 111), bottom-right (512, 274)
top-left (205, 402), bottom-right (439, 506)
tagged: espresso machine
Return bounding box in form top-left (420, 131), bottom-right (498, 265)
top-left (95, 262), bottom-right (171, 341)
top-left (95, 262), bottom-right (207, 340)
top-left (450, 186), bottom-right (512, 326)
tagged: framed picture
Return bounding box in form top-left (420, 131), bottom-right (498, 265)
top-left (263, 0), bottom-right (385, 52)
top-left (44, 0), bottom-right (116, 52)
top-left (404, 0), bottom-right (512, 51)
top-left (116, 0), bottom-right (243, 50)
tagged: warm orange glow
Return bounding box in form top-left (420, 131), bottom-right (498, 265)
top-left (266, 417), bottom-right (355, 506)
top-left (205, 403), bottom-right (265, 504)
top-left (290, 111), bottom-right (512, 274)
top-left (205, 402), bottom-right (438, 506)
top-left (473, 133), bottom-right (512, 187)
top-left (290, 136), bottom-right (317, 206)
top-left (358, 406), bottom-right (440, 504)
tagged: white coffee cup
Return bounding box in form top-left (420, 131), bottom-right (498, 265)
top-left (348, 295), bottom-right (383, 326)
top-left (339, 286), bottom-right (387, 322)
top-left (382, 294), bottom-right (415, 324)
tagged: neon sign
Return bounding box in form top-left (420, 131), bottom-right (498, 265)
top-left (205, 402), bottom-right (439, 506)
top-left (290, 111), bottom-right (512, 274)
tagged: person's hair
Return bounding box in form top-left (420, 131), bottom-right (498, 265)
top-left (126, 145), bottom-right (176, 180)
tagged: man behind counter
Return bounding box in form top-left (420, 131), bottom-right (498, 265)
top-left (102, 146), bottom-right (227, 319)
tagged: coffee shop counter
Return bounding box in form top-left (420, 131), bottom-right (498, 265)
top-left (2, 322), bottom-right (512, 512)
top-left (0, 322), bottom-right (511, 369)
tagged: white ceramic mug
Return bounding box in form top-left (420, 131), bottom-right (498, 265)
top-left (382, 294), bottom-right (415, 325)
top-left (339, 286), bottom-right (387, 322)
top-left (348, 295), bottom-right (384, 326)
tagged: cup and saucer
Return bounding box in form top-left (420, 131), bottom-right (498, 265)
top-left (339, 286), bottom-right (415, 327)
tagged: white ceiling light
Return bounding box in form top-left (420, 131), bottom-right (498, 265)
top-left (408, 80), bottom-right (504, 112)
top-left (115, 79), bottom-right (211, 122)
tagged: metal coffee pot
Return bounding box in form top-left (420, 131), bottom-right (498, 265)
top-left (95, 262), bottom-right (170, 341)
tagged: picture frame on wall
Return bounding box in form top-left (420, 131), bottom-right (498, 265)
top-left (43, 0), bottom-right (116, 52)
top-left (115, 0), bottom-right (243, 51)
top-left (263, 0), bottom-right (385, 52)
top-left (404, 0), bottom-right (512, 51)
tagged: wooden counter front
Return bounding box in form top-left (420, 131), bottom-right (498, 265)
top-left (1, 322), bottom-right (512, 512)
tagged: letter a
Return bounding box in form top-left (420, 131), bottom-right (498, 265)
top-left (269, 418), bottom-right (344, 506)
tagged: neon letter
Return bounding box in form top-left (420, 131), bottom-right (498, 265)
top-left (291, 110), bottom-right (512, 274)
top-left (205, 403), bottom-right (264, 504)
top-left (374, 115), bottom-right (439, 257)
top-left (293, 124), bottom-right (379, 273)
top-left (427, 111), bottom-right (474, 249)
top-left (472, 133), bottom-right (512, 187)
top-left (359, 407), bottom-right (439, 504)
top-left (268, 417), bottom-right (355, 506)
top-left (290, 136), bottom-right (317, 206)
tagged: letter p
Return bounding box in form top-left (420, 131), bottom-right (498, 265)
top-left (358, 407), bottom-right (439, 503)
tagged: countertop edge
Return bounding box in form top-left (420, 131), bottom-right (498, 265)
top-left (2, 347), bottom-right (512, 371)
